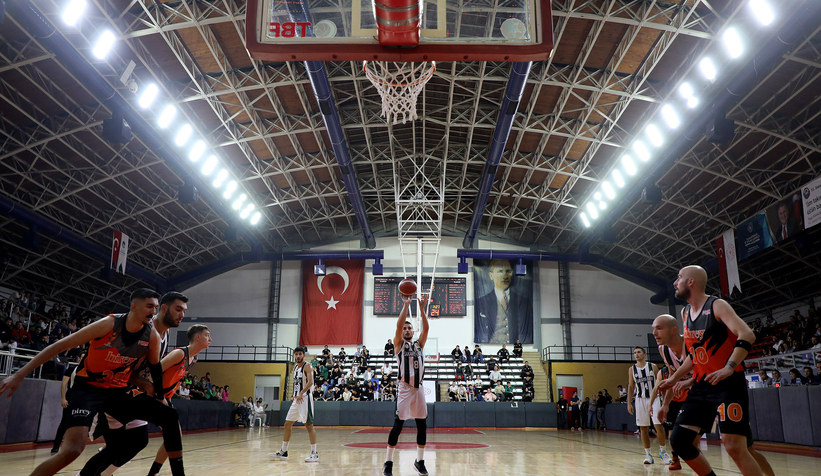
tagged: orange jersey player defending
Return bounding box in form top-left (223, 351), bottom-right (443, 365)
top-left (658, 266), bottom-right (773, 476)
top-left (0, 289), bottom-right (187, 476)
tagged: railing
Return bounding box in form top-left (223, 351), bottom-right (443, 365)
top-left (743, 348), bottom-right (820, 374)
top-left (541, 345), bottom-right (638, 362)
top-left (167, 345), bottom-right (294, 362)
top-left (0, 348), bottom-right (78, 378)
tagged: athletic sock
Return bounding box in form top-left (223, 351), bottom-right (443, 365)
top-left (281, 441), bottom-right (290, 451)
top-left (386, 446), bottom-right (395, 462)
top-left (417, 446), bottom-right (425, 461)
top-left (168, 457), bottom-right (184, 476)
top-left (101, 465), bottom-right (120, 476)
top-left (147, 462), bottom-right (163, 476)
top-left (310, 444), bottom-right (317, 453)
top-left (659, 445), bottom-right (666, 453)
top-left (645, 448), bottom-right (652, 456)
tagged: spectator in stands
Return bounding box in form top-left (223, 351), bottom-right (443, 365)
top-left (0, 318), bottom-right (11, 343)
top-left (473, 345), bottom-right (485, 363)
top-left (557, 392), bottom-right (568, 429)
top-left (11, 322), bottom-right (31, 348)
top-left (222, 385), bottom-right (231, 402)
top-left (178, 383), bottom-right (190, 399)
top-left (497, 344), bottom-right (510, 362)
top-left (503, 382), bottom-right (514, 402)
top-left (451, 345), bottom-right (463, 362)
top-left (489, 364), bottom-right (502, 383)
top-left (251, 398), bottom-right (269, 427)
top-left (802, 367), bottom-right (818, 385)
top-left (587, 395), bottom-right (598, 429)
top-left (765, 314), bottom-right (776, 327)
top-left (338, 347), bottom-right (347, 362)
top-left (757, 370), bottom-right (773, 387)
top-left (362, 345), bottom-right (370, 363)
top-left (463, 345), bottom-right (472, 363)
top-left (816, 362), bottom-right (821, 378)
top-left (466, 384), bottom-right (476, 402)
top-left (458, 383), bottom-right (468, 401)
top-left (581, 396), bottom-right (590, 429)
top-left (34, 333), bottom-right (49, 352)
top-left (483, 387), bottom-right (496, 402)
top-left (595, 391), bottom-right (609, 430)
top-left (772, 369), bottom-right (790, 387)
top-left (464, 362), bottom-right (474, 379)
top-left (522, 387), bottom-right (534, 402)
top-left (363, 366), bottom-right (373, 382)
top-left (321, 345), bottom-right (332, 363)
top-left (455, 363), bottom-right (465, 381)
top-left (520, 361), bottom-right (534, 380)
top-left (342, 387), bottom-right (353, 401)
top-left (513, 339), bottom-right (523, 358)
top-left (473, 374), bottom-right (484, 391)
top-left (617, 385), bottom-right (627, 403)
top-left (493, 381), bottom-right (505, 401)
top-left (485, 356), bottom-right (497, 375)
top-left (809, 335), bottom-right (820, 349)
top-left (384, 339), bottom-right (395, 356)
top-left (570, 391), bottom-right (581, 430)
top-left (788, 368), bottom-right (804, 385)
top-left (381, 360), bottom-right (392, 382)
top-left (204, 385), bottom-right (217, 400)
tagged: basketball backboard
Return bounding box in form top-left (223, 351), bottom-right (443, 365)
top-left (246, 0), bottom-right (553, 62)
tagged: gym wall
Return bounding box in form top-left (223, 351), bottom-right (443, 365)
top-left (191, 362), bottom-right (289, 403)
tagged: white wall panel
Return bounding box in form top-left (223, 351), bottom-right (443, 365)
top-left (184, 262), bottom-right (270, 318)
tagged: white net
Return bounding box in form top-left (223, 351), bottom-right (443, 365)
top-left (364, 61), bottom-right (436, 125)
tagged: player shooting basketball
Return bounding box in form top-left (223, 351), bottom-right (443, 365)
top-left (383, 292), bottom-right (430, 476)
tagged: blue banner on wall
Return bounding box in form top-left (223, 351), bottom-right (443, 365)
top-left (736, 211), bottom-right (773, 260)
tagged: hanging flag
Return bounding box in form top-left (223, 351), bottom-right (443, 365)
top-left (111, 230), bottom-right (129, 274)
top-left (300, 259), bottom-right (364, 345)
top-left (716, 229), bottom-right (741, 298)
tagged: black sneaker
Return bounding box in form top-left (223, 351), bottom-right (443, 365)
top-left (269, 450), bottom-right (288, 459)
top-left (50, 448), bottom-right (59, 454)
top-left (382, 461), bottom-right (393, 476)
top-left (414, 459), bottom-right (429, 475)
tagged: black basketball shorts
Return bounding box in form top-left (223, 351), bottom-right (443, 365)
top-left (675, 371), bottom-right (751, 436)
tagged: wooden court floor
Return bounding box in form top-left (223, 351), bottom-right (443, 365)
top-left (2, 427), bottom-right (820, 476)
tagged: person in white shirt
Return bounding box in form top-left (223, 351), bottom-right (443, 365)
top-left (381, 362), bottom-right (392, 378)
top-left (250, 398), bottom-right (268, 428)
top-left (489, 365), bottom-right (502, 383)
top-left (342, 388), bottom-right (352, 401)
top-left (178, 384), bottom-right (190, 399)
top-left (363, 368), bottom-right (373, 382)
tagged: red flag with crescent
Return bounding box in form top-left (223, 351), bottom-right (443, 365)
top-left (300, 259), bottom-right (364, 345)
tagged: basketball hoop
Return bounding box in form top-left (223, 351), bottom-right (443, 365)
top-left (364, 61), bottom-right (436, 125)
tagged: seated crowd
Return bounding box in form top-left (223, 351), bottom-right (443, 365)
top-left (308, 344), bottom-right (398, 402)
top-left (747, 305), bottom-right (820, 357)
top-left (446, 340), bottom-right (533, 402)
top-left (175, 371), bottom-right (232, 401)
top-left (755, 365), bottom-right (821, 386)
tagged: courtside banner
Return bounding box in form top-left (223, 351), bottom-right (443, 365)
top-left (300, 259), bottom-right (364, 345)
top-left (735, 212), bottom-right (772, 260)
top-left (802, 176), bottom-right (821, 229)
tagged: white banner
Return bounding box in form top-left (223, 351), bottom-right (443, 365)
top-left (422, 380), bottom-right (436, 403)
top-left (802, 176), bottom-right (821, 229)
top-left (723, 229), bottom-right (741, 296)
top-left (111, 230), bottom-right (129, 274)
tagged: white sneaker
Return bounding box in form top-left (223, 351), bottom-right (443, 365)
top-left (270, 450), bottom-right (289, 459)
top-left (305, 452), bottom-right (319, 462)
top-left (643, 454), bottom-right (654, 465)
top-left (660, 450), bottom-right (673, 465)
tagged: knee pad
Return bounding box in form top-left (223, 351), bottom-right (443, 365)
top-left (415, 419), bottom-right (427, 446)
top-left (670, 426), bottom-right (700, 461)
top-left (388, 419), bottom-right (404, 447)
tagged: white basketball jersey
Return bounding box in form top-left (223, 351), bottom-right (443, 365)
top-left (396, 341), bottom-right (425, 388)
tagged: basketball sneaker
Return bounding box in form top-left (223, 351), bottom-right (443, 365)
top-left (269, 450), bottom-right (288, 459)
top-left (668, 457), bottom-right (682, 470)
top-left (643, 454), bottom-right (654, 464)
top-left (305, 452), bottom-right (319, 462)
top-left (382, 461), bottom-right (393, 476)
top-left (414, 459), bottom-right (429, 475)
top-left (660, 449), bottom-right (673, 465)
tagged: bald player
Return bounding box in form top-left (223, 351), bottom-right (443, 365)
top-left (652, 314), bottom-right (692, 470)
top-left (658, 266), bottom-right (771, 476)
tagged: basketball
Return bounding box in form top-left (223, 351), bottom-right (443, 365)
top-left (398, 278), bottom-right (417, 296)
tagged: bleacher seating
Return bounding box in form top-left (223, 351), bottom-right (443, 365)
top-left (310, 352), bottom-right (533, 401)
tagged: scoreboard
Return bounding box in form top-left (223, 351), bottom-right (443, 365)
top-left (373, 277), bottom-right (466, 317)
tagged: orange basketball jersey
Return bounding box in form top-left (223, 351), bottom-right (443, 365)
top-left (77, 314), bottom-right (153, 388)
top-left (683, 296), bottom-right (743, 383)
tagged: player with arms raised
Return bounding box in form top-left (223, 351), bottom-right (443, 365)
top-left (383, 291), bottom-right (430, 476)
top-left (659, 266), bottom-right (769, 476)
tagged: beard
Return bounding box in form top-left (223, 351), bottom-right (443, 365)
top-left (674, 287), bottom-right (690, 300)
top-left (162, 313), bottom-right (180, 328)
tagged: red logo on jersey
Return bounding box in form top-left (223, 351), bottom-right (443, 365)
top-left (269, 22), bottom-right (312, 38)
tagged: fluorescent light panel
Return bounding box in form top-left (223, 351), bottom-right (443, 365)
top-left (92, 31), bottom-right (116, 59)
top-left (174, 125), bottom-right (192, 146)
top-left (240, 203), bottom-right (255, 219)
top-left (586, 202), bottom-right (599, 220)
top-left (232, 193), bottom-right (247, 210)
top-left (633, 141), bottom-right (650, 161)
top-left (750, 0), bottom-right (774, 26)
top-left (62, 0), bottom-right (87, 26)
top-left (202, 156), bottom-right (218, 175)
top-left (158, 106), bottom-right (176, 128)
top-left (612, 169), bottom-right (625, 188)
top-left (223, 181), bottom-right (237, 199)
top-left (661, 105), bottom-right (680, 128)
top-left (700, 58), bottom-right (717, 81)
top-left (687, 96), bottom-right (699, 109)
top-left (622, 155), bottom-right (637, 176)
top-left (189, 141), bottom-right (206, 162)
top-left (679, 83), bottom-right (694, 99)
top-left (213, 170), bottom-right (229, 187)
top-left (580, 213), bottom-right (590, 228)
top-left (723, 28), bottom-right (743, 58)
top-left (250, 212), bottom-right (262, 225)
top-left (602, 181), bottom-right (616, 200)
top-left (138, 84), bottom-right (159, 108)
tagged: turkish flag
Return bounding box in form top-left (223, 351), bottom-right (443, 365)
top-left (300, 259), bottom-right (364, 345)
top-left (716, 229), bottom-right (741, 298)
